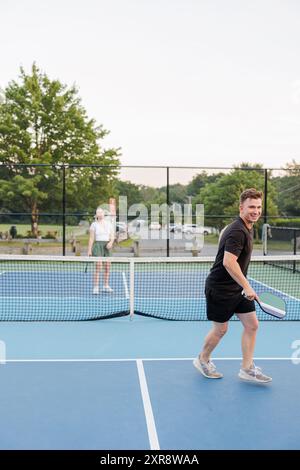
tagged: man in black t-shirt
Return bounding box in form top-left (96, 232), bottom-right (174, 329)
top-left (193, 188), bottom-right (272, 383)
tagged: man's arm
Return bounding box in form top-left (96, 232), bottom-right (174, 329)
top-left (223, 251), bottom-right (258, 301)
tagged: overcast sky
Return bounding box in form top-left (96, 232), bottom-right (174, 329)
top-left (1, 0), bottom-right (300, 174)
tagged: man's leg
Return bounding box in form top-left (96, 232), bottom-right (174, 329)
top-left (236, 312), bottom-right (258, 369)
top-left (193, 321), bottom-right (228, 379)
top-left (200, 321), bottom-right (229, 362)
top-left (237, 312), bottom-right (272, 383)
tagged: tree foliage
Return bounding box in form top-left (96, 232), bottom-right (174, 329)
top-left (271, 160), bottom-right (300, 217)
top-left (0, 64), bottom-right (120, 233)
top-left (195, 164), bottom-right (278, 232)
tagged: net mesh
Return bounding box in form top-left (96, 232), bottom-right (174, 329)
top-left (264, 225), bottom-right (300, 260)
top-left (0, 255), bottom-right (299, 321)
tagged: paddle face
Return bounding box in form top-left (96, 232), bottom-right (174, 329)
top-left (257, 292), bottom-right (286, 319)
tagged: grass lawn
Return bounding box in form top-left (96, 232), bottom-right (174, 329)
top-left (0, 224), bottom-right (82, 238)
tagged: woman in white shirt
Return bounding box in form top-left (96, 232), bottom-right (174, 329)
top-left (88, 207), bottom-right (114, 294)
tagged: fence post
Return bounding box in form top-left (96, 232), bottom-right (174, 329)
top-left (167, 166), bottom-right (170, 257)
top-left (264, 169), bottom-right (268, 225)
top-left (133, 240), bottom-right (140, 257)
top-left (62, 164), bottom-right (66, 256)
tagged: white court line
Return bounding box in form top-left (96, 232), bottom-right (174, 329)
top-left (136, 359), bottom-right (160, 451)
top-left (122, 272), bottom-right (129, 299)
top-left (3, 357), bottom-right (295, 362)
top-left (0, 296), bottom-right (128, 300)
top-left (134, 296), bottom-right (203, 300)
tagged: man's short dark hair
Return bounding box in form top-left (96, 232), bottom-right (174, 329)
top-left (240, 188), bottom-right (263, 204)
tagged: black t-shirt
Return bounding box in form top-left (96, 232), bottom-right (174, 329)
top-left (206, 217), bottom-right (253, 293)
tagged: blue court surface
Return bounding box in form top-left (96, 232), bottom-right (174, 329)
top-left (1, 316), bottom-right (300, 450)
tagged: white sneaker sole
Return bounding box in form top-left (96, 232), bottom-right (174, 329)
top-left (238, 371), bottom-right (272, 383)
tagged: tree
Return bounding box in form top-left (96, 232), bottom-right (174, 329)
top-left (0, 64), bottom-right (120, 235)
top-left (158, 183), bottom-right (187, 205)
top-left (271, 160), bottom-right (300, 217)
top-left (115, 180), bottom-right (144, 209)
top-left (195, 164), bottom-right (278, 236)
top-left (186, 171), bottom-right (224, 196)
top-left (114, 181), bottom-right (166, 222)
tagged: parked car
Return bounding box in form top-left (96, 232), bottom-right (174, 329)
top-left (169, 223), bottom-right (182, 233)
top-left (129, 219), bottom-right (147, 228)
top-left (181, 224), bottom-right (215, 235)
top-left (115, 222), bottom-right (127, 233)
top-left (181, 224), bottom-right (202, 235)
top-left (149, 222), bottom-right (161, 230)
top-left (201, 226), bottom-right (217, 235)
top-left (128, 219), bottom-right (147, 235)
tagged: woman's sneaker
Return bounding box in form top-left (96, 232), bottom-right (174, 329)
top-left (193, 356), bottom-right (223, 379)
top-left (103, 285), bottom-right (113, 293)
top-left (238, 363), bottom-right (272, 383)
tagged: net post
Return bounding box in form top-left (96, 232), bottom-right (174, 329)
top-left (166, 166), bottom-right (170, 257)
top-left (264, 168), bottom-right (268, 225)
top-left (62, 164), bottom-right (66, 256)
top-left (129, 259), bottom-right (135, 320)
top-left (262, 223), bottom-right (268, 256)
top-left (293, 229), bottom-right (297, 273)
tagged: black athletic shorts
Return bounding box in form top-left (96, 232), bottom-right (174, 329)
top-left (205, 284), bottom-right (256, 323)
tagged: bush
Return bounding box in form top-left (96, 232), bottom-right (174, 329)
top-left (42, 231), bottom-right (58, 240)
top-left (26, 230), bottom-right (42, 238)
top-left (268, 218), bottom-right (300, 228)
top-left (9, 226), bottom-right (17, 238)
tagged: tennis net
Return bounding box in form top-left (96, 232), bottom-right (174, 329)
top-left (0, 255), bottom-right (299, 321)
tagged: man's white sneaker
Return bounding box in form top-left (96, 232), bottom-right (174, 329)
top-left (238, 363), bottom-right (272, 383)
top-left (93, 286), bottom-right (100, 295)
top-left (193, 356), bottom-right (223, 379)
